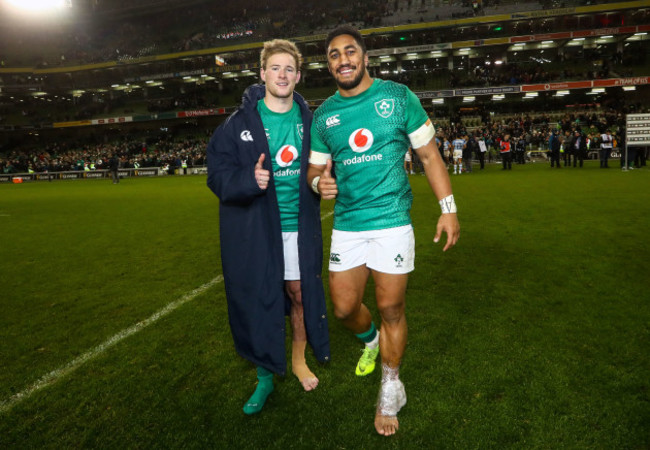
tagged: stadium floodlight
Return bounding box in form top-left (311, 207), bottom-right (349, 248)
top-left (623, 86), bottom-right (636, 91)
top-left (463, 96), bottom-right (475, 102)
top-left (542, 40), bottom-right (554, 44)
top-left (5, 0), bottom-right (67, 12)
top-left (432, 98), bottom-right (444, 104)
top-left (525, 92), bottom-right (538, 97)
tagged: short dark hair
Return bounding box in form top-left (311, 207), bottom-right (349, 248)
top-left (325, 25), bottom-right (366, 53)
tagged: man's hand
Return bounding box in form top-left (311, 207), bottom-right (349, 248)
top-left (434, 213), bottom-right (460, 252)
top-left (254, 153), bottom-right (270, 190)
top-left (318, 159), bottom-right (338, 200)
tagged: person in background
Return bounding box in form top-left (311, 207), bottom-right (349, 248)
top-left (108, 153), bottom-right (120, 184)
top-left (548, 130), bottom-right (561, 169)
top-left (572, 129), bottom-right (586, 168)
top-left (600, 129), bottom-right (613, 168)
top-left (477, 135), bottom-right (487, 169)
top-left (463, 134), bottom-right (475, 173)
top-left (404, 147), bottom-right (414, 174)
top-left (500, 134), bottom-right (512, 170)
top-left (451, 134), bottom-right (466, 174)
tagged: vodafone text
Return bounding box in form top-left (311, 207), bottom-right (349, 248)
top-left (274, 168), bottom-right (300, 177)
top-left (342, 153), bottom-right (383, 166)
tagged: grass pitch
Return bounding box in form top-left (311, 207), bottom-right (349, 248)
top-left (1, 162), bottom-right (648, 448)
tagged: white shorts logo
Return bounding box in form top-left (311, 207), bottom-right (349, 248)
top-left (240, 130), bottom-right (254, 142)
top-left (276, 145), bottom-right (298, 167)
top-left (349, 128), bottom-right (374, 153)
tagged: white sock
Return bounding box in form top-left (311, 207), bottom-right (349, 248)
top-left (366, 331), bottom-right (380, 349)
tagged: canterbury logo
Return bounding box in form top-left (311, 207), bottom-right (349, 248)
top-left (240, 130), bottom-right (254, 142)
top-left (325, 115), bottom-right (340, 128)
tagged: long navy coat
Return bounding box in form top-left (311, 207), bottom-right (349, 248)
top-left (207, 84), bottom-right (330, 375)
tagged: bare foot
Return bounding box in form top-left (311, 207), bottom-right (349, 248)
top-left (375, 379), bottom-right (406, 436)
top-left (375, 411), bottom-right (400, 435)
top-left (292, 364), bottom-right (319, 392)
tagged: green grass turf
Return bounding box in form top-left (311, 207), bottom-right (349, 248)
top-left (0, 161), bottom-right (648, 448)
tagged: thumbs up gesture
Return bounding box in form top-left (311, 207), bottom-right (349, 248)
top-left (254, 153), bottom-right (270, 190)
top-left (318, 159), bottom-right (338, 200)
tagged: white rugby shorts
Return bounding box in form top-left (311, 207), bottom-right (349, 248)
top-left (329, 225), bottom-right (415, 274)
top-left (282, 231), bottom-right (300, 281)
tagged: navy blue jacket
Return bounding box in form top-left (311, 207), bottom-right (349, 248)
top-left (207, 84), bottom-right (330, 375)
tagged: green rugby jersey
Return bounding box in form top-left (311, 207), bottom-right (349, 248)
top-left (311, 79), bottom-right (429, 231)
top-left (257, 99), bottom-right (303, 232)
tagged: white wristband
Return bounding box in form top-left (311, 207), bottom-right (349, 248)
top-left (439, 194), bottom-right (457, 214)
top-left (311, 176), bottom-right (321, 194)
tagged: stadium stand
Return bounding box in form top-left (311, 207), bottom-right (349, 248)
top-left (1, 0), bottom-right (649, 172)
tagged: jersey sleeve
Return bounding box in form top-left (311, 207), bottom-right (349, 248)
top-left (309, 116), bottom-right (332, 163)
top-left (404, 87), bottom-right (434, 148)
top-left (404, 87), bottom-right (430, 134)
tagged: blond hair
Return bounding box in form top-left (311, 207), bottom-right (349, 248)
top-left (260, 39), bottom-right (303, 71)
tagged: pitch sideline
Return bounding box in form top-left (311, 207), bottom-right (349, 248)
top-left (0, 276), bottom-right (223, 414)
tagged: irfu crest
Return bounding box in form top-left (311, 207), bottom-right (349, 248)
top-left (374, 99), bottom-right (395, 118)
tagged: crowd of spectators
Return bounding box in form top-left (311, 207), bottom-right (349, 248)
top-left (0, 135), bottom-right (208, 175)
top-left (4, 105), bottom-right (649, 177)
top-left (427, 106), bottom-right (645, 166)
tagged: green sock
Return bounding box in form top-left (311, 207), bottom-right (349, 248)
top-left (243, 367), bottom-right (274, 415)
top-left (355, 322), bottom-right (377, 344)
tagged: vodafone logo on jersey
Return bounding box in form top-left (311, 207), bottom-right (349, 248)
top-left (275, 145), bottom-right (298, 167)
top-left (349, 128), bottom-right (374, 153)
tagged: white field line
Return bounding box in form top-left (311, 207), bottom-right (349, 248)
top-left (0, 276), bottom-right (223, 415)
top-left (1, 212), bottom-right (332, 414)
